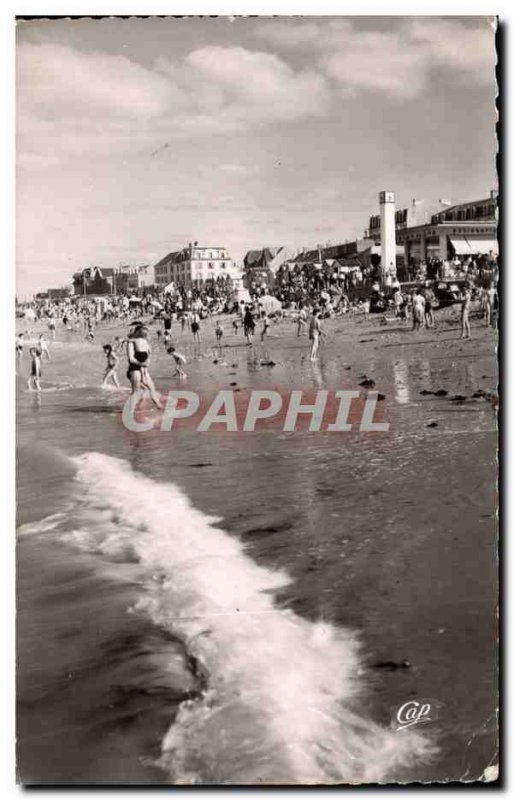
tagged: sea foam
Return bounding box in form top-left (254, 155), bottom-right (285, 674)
top-left (70, 451), bottom-right (435, 784)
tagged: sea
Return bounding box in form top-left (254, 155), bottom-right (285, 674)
top-left (16, 320), bottom-right (498, 784)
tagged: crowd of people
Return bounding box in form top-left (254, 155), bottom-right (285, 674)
top-left (16, 249), bottom-right (498, 402)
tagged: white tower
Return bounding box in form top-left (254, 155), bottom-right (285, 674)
top-left (379, 190), bottom-right (396, 284)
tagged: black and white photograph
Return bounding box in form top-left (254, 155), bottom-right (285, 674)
top-left (14, 12), bottom-right (498, 786)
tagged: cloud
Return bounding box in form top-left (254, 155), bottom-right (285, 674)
top-left (17, 42), bottom-right (330, 162)
top-left (255, 17), bottom-right (496, 100)
top-left (17, 43), bottom-right (172, 120)
top-left (158, 45), bottom-right (329, 133)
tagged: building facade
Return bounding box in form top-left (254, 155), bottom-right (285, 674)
top-left (153, 243), bottom-right (238, 289)
top-left (367, 193), bottom-right (498, 265)
top-left (396, 194), bottom-right (498, 263)
top-left (72, 267), bottom-right (117, 296)
top-left (117, 264), bottom-right (154, 292)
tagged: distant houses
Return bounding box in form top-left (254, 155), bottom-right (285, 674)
top-left (34, 288), bottom-right (71, 301)
top-left (72, 265), bottom-right (152, 296)
top-left (36, 190), bottom-right (498, 301)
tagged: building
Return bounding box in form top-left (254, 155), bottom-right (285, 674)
top-left (72, 264), bottom-right (156, 296)
top-left (368, 193), bottom-right (498, 265)
top-left (243, 246), bottom-right (297, 288)
top-left (117, 264), bottom-right (154, 292)
top-left (396, 193), bottom-right (498, 263)
top-left (72, 267), bottom-right (118, 296)
top-left (285, 240), bottom-right (376, 272)
top-left (35, 288), bottom-right (71, 301)
top-left (367, 198), bottom-right (435, 243)
top-left (153, 243), bottom-right (239, 289)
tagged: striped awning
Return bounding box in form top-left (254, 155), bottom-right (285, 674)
top-left (449, 236), bottom-right (498, 256)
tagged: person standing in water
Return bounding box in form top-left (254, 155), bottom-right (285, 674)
top-left (215, 320), bottom-right (224, 347)
top-left (191, 311), bottom-right (201, 345)
top-left (48, 315), bottom-right (57, 339)
top-left (309, 309), bottom-right (325, 361)
top-left (126, 325), bottom-right (163, 410)
top-left (38, 334), bottom-right (51, 360)
top-left (16, 333), bottom-right (24, 369)
top-left (243, 306), bottom-right (255, 346)
top-left (297, 307), bottom-right (307, 336)
top-left (102, 344), bottom-right (120, 388)
top-left (27, 347), bottom-right (42, 392)
top-left (261, 315), bottom-right (270, 343)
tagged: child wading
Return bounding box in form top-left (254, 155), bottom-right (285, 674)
top-left (39, 334), bottom-right (51, 360)
top-left (167, 346), bottom-right (187, 378)
top-left (102, 344), bottom-right (120, 388)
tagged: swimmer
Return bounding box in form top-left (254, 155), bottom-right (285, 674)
top-left (38, 334), bottom-right (51, 360)
top-left (27, 347), bottom-right (42, 392)
top-left (167, 346), bottom-right (187, 378)
top-left (102, 344), bottom-right (120, 388)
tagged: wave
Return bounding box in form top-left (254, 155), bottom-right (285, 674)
top-left (59, 452), bottom-right (436, 784)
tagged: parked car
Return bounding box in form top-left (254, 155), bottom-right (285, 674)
top-left (435, 282), bottom-right (461, 308)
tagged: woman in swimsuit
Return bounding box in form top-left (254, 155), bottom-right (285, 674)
top-left (126, 325), bottom-right (163, 410)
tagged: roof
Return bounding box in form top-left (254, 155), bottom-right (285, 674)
top-left (290, 242), bottom-right (372, 264)
top-left (153, 250), bottom-right (184, 268)
top-left (244, 248), bottom-right (283, 268)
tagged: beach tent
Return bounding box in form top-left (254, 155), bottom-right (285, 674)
top-left (258, 294), bottom-right (282, 314)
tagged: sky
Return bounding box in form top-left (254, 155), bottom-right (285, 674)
top-left (16, 15), bottom-right (497, 297)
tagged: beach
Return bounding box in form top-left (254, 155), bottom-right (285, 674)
top-left (16, 308), bottom-right (498, 784)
